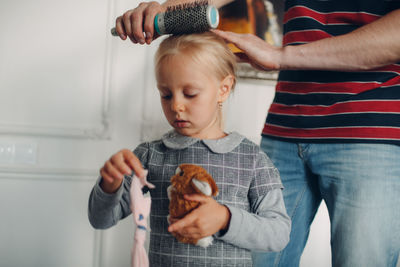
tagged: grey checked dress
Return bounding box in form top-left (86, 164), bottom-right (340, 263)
top-left (88, 131), bottom-right (291, 267)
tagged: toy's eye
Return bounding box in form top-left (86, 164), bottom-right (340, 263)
top-left (179, 171), bottom-right (184, 176)
top-left (142, 186), bottom-right (150, 194)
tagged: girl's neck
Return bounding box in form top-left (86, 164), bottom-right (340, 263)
top-left (184, 130), bottom-right (228, 140)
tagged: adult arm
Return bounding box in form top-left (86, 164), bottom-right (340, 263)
top-left (212, 8), bottom-right (400, 71)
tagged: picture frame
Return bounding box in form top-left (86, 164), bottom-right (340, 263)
top-left (218, 0), bottom-right (283, 80)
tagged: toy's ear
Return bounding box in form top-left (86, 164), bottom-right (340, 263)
top-left (192, 178), bottom-right (212, 196)
top-left (205, 175), bottom-right (219, 197)
top-left (171, 166), bottom-right (182, 187)
top-left (175, 166), bottom-right (182, 175)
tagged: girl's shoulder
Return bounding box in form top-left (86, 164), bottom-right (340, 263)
top-left (229, 132), bottom-right (263, 154)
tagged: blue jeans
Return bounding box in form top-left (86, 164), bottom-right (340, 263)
top-left (253, 137), bottom-right (400, 267)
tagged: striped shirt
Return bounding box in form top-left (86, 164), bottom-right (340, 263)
top-left (262, 0), bottom-right (400, 144)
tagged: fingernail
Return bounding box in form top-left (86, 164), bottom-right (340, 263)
top-left (146, 32), bottom-right (152, 39)
top-left (129, 36), bottom-right (137, 44)
top-left (139, 38), bottom-right (145, 44)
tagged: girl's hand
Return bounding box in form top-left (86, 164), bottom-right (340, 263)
top-left (100, 149), bottom-right (145, 194)
top-left (211, 29), bottom-right (283, 71)
top-left (168, 194), bottom-right (231, 239)
top-left (114, 1), bottom-right (165, 44)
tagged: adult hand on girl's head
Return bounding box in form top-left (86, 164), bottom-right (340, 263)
top-left (114, 1), bottom-right (165, 44)
top-left (168, 194), bottom-right (231, 239)
top-left (211, 29), bottom-right (283, 71)
top-left (100, 149), bottom-right (146, 194)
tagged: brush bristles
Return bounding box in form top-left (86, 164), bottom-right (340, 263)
top-left (163, 0), bottom-right (212, 34)
top-left (166, 0), bottom-right (209, 12)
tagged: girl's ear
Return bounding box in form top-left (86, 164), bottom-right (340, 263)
top-left (218, 74), bottom-right (235, 103)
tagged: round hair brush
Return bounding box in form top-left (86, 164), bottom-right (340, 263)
top-left (111, 1), bottom-right (219, 36)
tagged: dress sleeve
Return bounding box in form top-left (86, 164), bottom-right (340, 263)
top-left (87, 175), bottom-right (133, 229)
top-left (215, 149), bottom-right (290, 251)
top-left (87, 142), bottom-right (150, 229)
top-left (249, 149), bottom-right (283, 200)
top-left (215, 189), bottom-right (291, 252)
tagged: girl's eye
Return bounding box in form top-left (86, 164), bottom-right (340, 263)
top-left (161, 94), bottom-right (172, 100)
top-left (183, 87), bottom-right (199, 98)
top-left (184, 91), bottom-right (198, 98)
top-left (185, 94), bottom-right (196, 98)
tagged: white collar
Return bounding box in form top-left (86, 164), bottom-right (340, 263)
top-left (161, 130), bottom-right (244, 154)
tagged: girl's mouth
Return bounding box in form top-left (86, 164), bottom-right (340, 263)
top-left (175, 120), bottom-right (189, 128)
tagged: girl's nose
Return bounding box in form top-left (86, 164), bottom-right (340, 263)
top-left (171, 97), bottom-right (184, 112)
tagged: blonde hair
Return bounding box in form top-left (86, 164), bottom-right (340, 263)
top-left (154, 32), bottom-right (237, 90)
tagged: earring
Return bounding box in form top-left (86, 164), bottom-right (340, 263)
top-left (218, 101), bottom-right (223, 108)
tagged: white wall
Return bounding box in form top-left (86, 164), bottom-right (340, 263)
top-left (0, 0), bottom-right (333, 266)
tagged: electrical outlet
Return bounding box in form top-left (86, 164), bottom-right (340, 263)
top-left (0, 142), bottom-right (37, 164)
top-left (14, 143), bottom-right (37, 164)
top-left (0, 142), bottom-right (15, 164)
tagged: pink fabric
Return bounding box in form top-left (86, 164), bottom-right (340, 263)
top-left (130, 170), bottom-right (155, 267)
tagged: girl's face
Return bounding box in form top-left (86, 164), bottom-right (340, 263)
top-left (156, 54), bottom-right (232, 139)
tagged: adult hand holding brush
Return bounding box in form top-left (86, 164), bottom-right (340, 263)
top-left (113, 1), bottom-right (165, 44)
top-left (112, 0), bottom-right (225, 44)
top-left (113, 0), bottom-right (400, 71)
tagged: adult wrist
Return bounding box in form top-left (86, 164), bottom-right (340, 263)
top-left (279, 45), bottom-right (298, 70)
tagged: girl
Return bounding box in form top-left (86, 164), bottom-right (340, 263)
top-left (88, 32), bottom-right (290, 266)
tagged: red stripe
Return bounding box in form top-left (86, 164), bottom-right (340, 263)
top-left (277, 81), bottom-right (378, 94)
top-left (374, 64), bottom-right (400, 75)
top-left (284, 6), bottom-right (381, 25)
top-left (283, 30), bottom-right (331, 44)
top-left (277, 75), bottom-right (400, 94)
top-left (269, 101), bottom-right (400, 116)
top-left (263, 125), bottom-right (400, 140)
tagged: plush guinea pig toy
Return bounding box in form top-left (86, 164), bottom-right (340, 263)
top-left (167, 164), bottom-right (219, 247)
